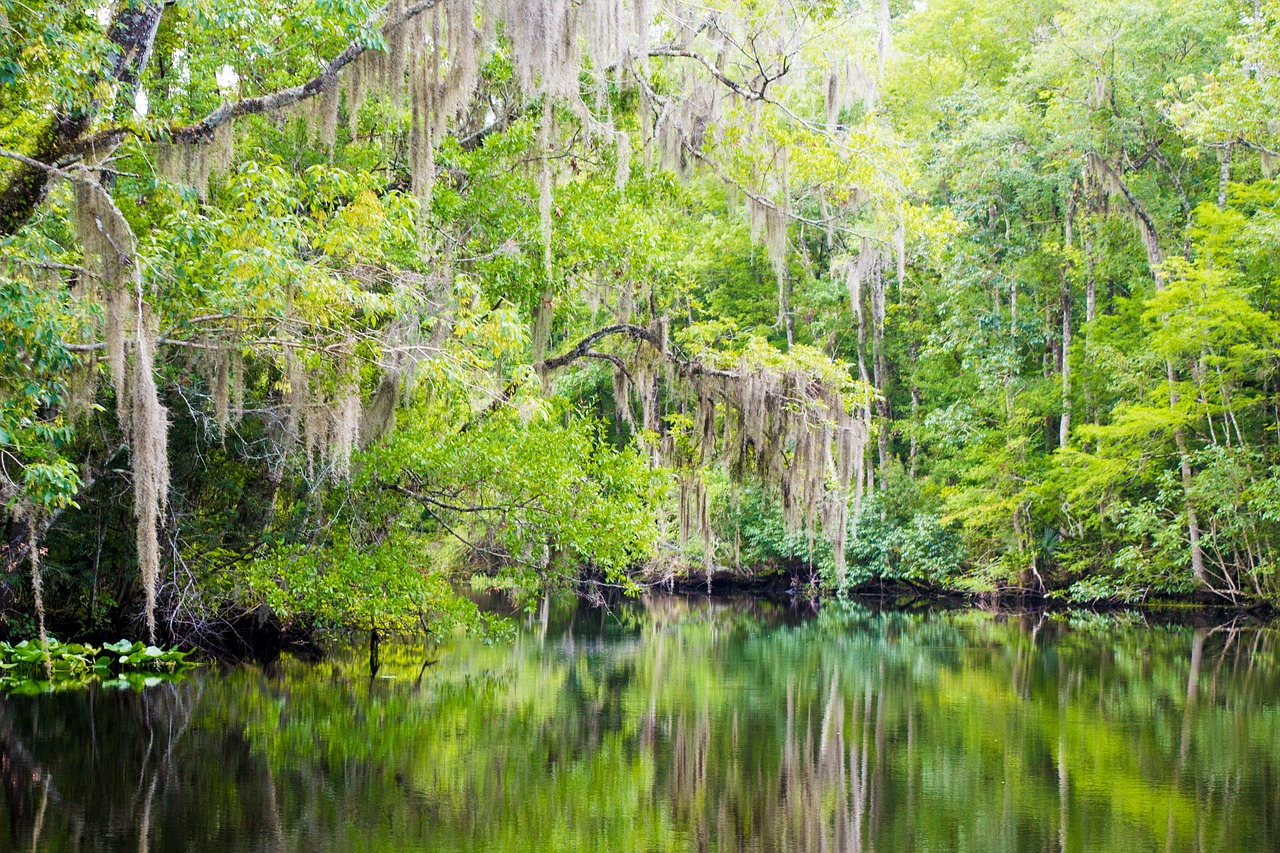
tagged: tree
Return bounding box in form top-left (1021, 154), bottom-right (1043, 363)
top-left (4, 0), bottom-right (1280, 640)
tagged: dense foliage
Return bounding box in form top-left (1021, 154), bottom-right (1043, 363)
top-left (1, 0), bottom-right (1279, 641)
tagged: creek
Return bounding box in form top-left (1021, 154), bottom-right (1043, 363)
top-left (2, 596), bottom-right (1277, 851)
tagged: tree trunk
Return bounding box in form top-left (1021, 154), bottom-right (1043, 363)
top-left (1091, 152), bottom-right (1165, 286)
top-left (908, 343), bottom-right (919, 479)
top-left (0, 2), bottom-right (164, 235)
top-left (1084, 182), bottom-right (1099, 436)
top-left (1218, 143), bottom-right (1233, 210)
top-left (1004, 278), bottom-right (1015, 421)
top-left (871, 267), bottom-right (889, 482)
top-left (1095, 151), bottom-right (1207, 583)
top-left (855, 267), bottom-right (875, 494)
top-left (779, 273), bottom-right (794, 349)
top-left (1045, 300), bottom-right (1057, 449)
top-left (1061, 186), bottom-right (1075, 448)
top-left (531, 290), bottom-right (554, 363)
top-left (1170, 364), bottom-right (1208, 586)
top-left (1085, 229), bottom-right (1097, 325)
top-left (533, 98), bottom-right (555, 363)
top-left (876, 0), bottom-right (890, 87)
top-left (1061, 281), bottom-right (1072, 448)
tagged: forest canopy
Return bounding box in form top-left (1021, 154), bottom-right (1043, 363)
top-left (1, 0), bottom-right (1279, 643)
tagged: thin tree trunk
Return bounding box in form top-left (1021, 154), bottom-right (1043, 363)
top-left (1096, 151), bottom-right (1208, 584)
top-left (780, 274), bottom-right (794, 349)
top-left (1218, 143), bottom-right (1233, 211)
top-left (532, 99), bottom-right (556, 363)
top-left (1009, 275), bottom-right (1017, 335)
top-left (1061, 188), bottom-right (1075, 448)
top-left (1091, 153), bottom-right (1166, 286)
top-left (908, 343), bottom-right (920, 478)
top-left (855, 265), bottom-right (875, 493)
top-left (1085, 184), bottom-right (1099, 437)
top-left (1216, 364), bottom-right (1246, 447)
top-left (1085, 229), bottom-right (1097, 326)
top-left (1061, 282), bottom-right (1072, 448)
top-left (1045, 299), bottom-right (1055, 380)
top-left (1170, 364), bottom-right (1208, 586)
top-left (1004, 279), bottom-right (1015, 421)
top-left (871, 267), bottom-right (889, 482)
top-left (876, 0), bottom-right (890, 85)
top-left (1045, 299), bottom-right (1057, 449)
top-left (531, 290), bottom-right (554, 363)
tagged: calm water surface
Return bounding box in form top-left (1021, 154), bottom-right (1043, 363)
top-left (3, 597), bottom-right (1279, 852)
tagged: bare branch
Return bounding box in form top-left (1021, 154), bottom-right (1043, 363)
top-left (0, 148), bottom-right (62, 175)
top-left (648, 47), bottom-right (758, 100)
top-left (1088, 152), bottom-right (1165, 285)
top-left (581, 351), bottom-right (633, 383)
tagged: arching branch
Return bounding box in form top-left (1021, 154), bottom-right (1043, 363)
top-left (462, 322), bottom-right (734, 434)
top-left (647, 47), bottom-right (760, 100)
top-left (1087, 152), bottom-right (1165, 286)
top-left (69, 0), bottom-right (442, 156)
top-left (580, 351), bottom-right (633, 383)
top-left (537, 323), bottom-right (734, 379)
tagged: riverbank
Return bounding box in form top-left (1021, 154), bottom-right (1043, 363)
top-left (645, 567), bottom-right (1278, 619)
top-left (3, 566), bottom-right (1273, 658)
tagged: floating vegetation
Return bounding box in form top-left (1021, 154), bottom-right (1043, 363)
top-left (0, 638), bottom-right (196, 695)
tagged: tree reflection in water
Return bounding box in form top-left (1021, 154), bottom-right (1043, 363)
top-left (2, 598), bottom-right (1278, 852)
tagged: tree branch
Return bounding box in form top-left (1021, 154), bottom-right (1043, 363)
top-left (4, 442), bottom-right (129, 569)
top-left (462, 322), bottom-right (734, 435)
top-left (537, 323), bottom-right (734, 379)
top-left (0, 1), bottom-right (164, 236)
top-left (648, 47), bottom-right (758, 100)
top-left (382, 481), bottom-right (552, 517)
top-left (0, 148), bottom-right (62, 175)
top-left (1233, 136), bottom-right (1280, 159)
top-left (73, 0), bottom-right (441, 154)
top-left (1088, 152), bottom-right (1165, 285)
top-left (645, 45), bottom-right (838, 143)
top-left (581, 351), bottom-right (633, 383)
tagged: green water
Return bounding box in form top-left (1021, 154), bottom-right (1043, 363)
top-left (3, 597), bottom-right (1278, 852)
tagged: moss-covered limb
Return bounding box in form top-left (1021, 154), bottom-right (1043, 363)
top-left (538, 323), bottom-right (733, 378)
top-left (0, 1), bottom-right (164, 236)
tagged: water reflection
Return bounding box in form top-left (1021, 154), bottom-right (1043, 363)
top-left (2, 598), bottom-right (1278, 852)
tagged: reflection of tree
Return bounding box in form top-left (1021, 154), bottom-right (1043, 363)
top-left (1, 682), bottom-right (202, 852)
top-left (136, 683), bottom-right (202, 853)
top-left (0, 698), bottom-right (54, 850)
top-left (1, 604), bottom-right (1277, 852)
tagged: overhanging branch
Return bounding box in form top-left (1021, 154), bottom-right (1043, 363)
top-left (72, 0), bottom-right (441, 155)
top-left (537, 323), bottom-right (734, 379)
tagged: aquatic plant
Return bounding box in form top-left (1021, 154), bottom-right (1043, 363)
top-left (0, 637), bottom-right (195, 695)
